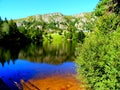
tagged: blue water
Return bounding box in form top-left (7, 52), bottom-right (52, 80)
top-left (0, 59), bottom-right (76, 90)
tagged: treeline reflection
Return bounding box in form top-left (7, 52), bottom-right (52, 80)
top-left (0, 41), bottom-right (76, 66)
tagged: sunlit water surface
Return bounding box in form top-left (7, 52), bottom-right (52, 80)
top-left (0, 60), bottom-right (76, 90)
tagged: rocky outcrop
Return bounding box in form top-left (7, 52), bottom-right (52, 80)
top-left (16, 12), bottom-right (93, 31)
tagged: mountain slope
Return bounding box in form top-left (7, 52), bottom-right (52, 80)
top-left (16, 12), bottom-right (94, 31)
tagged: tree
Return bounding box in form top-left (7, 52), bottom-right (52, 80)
top-left (76, 0), bottom-right (120, 89)
top-left (0, 17), bottom-right (3, 32)
top-left (0, 17), bottom-right (3, 26)
top-left (4, 17), bottom-right (8, 23)
top-left (94, 0), bottom-right (120, 16)
top-left (95, 13), bottom-right (120, 34)
top-left (76, 30), bottom-right (85, 43)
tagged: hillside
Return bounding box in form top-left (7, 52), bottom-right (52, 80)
top-left (16, 12), bottom-right (94, 32)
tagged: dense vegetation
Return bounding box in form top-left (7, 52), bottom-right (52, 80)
top-left (0, 18), bottom-right (44, 45)
top-left (0, 34), bottom-right (77, 66)
top-left (0, 12), bottom-right (87, 45)
top-left (76, 0), bottom-right (120, 90)
top-left (0, 18), bottom-right (29, 45)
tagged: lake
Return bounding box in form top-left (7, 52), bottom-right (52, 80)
top-left (0, 41), bottom-right (82, 90)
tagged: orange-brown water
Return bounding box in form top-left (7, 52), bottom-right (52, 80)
top-left (21, 75), bottom-right (85, 90)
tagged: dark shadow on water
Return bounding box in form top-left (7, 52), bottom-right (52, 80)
top-left (0, 42), bottom-right (29, 67)
top-left (0, 78), bottom-right (10, 90)
top-left (0, 40), bottom-right (76, 66)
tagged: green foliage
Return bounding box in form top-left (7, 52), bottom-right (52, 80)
top-left (94, 0), bottom-right (120, 16)
top-left (76, 0), bottom-right (120, 90)
top-left (76, 32), bottom-right (120, 90)
top-left (30, 29), bottom-right (43, 43)
top-left (66, 24), bottom-right (76, 40)
top-left (94, 0), bottom-right (112, 16)
top-left (82, 13), bottom-right (95, 31)
top-left (95, 13), bottom-right (120, 34)
top-left (75, 30), bottom-right (86, 43)
top-left (58, 30), bottom-right (62, 35)
top-left (64, 22), bottom-right (86, 43)
top-left (63, 18), bottom-right (86, 42)
top-left (0, 18), bottom-right (31, 45)
top-left (1, 22), bottom-right (9, 35)
top-left (19, 27), bottom-right (43, 44)
top-left (0, 17), bottom-right (3, 27)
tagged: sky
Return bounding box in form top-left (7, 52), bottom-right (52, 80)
top-left (0, 0), bottom-right (99, 20)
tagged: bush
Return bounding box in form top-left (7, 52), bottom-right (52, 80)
top-left (95, 13), bottom-right (120, 34)
top-left (76, 31), bottom-right (120, 90)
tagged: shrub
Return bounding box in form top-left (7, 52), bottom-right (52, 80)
top-left (76, 31), bottom-right (120, 90)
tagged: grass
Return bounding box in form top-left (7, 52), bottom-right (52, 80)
top-left (43, 33), bottom-right (64, 46)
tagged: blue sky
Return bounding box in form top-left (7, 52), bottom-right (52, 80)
top-left (0, 0), bottom-right (99, 19)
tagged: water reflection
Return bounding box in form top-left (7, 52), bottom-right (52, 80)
top-left (0, 60), bottom-right (76, 90)
top-left (0, 44), bottom-right (26, 66)
top-left (0, 40), bottom-right (76, 66)
top-left (0, 41), bottom-right (77, 90)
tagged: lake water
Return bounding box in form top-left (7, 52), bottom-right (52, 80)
top-left (0, 41), bottom-right (78, 90)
